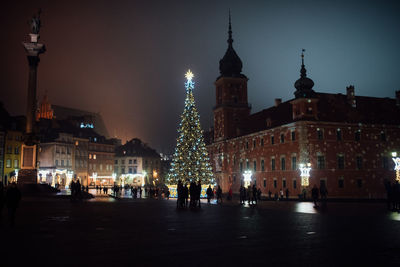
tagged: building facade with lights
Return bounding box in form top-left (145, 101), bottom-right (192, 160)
top-left (114, 138), bottom-right (161, 187)
top-left (207, 20), bottom-right (400, 198)
top-left (88, 138), bottom-right (115, 186)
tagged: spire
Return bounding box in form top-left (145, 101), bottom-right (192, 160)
top-left (300, 49), bottom-right (307, 78)
top-left (218, 11), bottom-right (245, 79)
top-left (294, 49), bottom-right (315, 98)
top-left (228, 9), bottom-right (233, 47)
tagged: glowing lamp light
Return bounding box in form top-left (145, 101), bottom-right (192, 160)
top-left (392, 152), bottom-right (400, 181)
top-left (299, 163), bottom-right (311, 186)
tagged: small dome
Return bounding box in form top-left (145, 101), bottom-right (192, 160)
top-left (218, 13), bottom-right (246, 79)
top-left (294, 52), bottom-right (316, 98)
top-left (219, 46), bottom-right (243, 77)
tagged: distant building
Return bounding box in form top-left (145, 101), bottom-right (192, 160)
top-left (51, 105), bottom-right (110, 138)
top-left (206, 19), bottom-right (400, 199)
top-left (114, 138), bottom-right (161, 187)
top-left (38, 132), bottom-right (75, 187)
top-left (88, 137), bottom-right (115, 187)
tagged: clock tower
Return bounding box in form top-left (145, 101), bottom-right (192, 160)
top-left (213, 14), bottom-right (250, 141)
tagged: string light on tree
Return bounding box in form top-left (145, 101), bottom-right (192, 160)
top-left (167, 70), bottom-right (214, 185)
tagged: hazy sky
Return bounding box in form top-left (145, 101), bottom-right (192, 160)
top-left (1, 0), bottom-right (400, 153)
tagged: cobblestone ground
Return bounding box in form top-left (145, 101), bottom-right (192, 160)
top-left (1, 196), bottom-right (400, 266)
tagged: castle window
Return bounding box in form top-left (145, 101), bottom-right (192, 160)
top-left (293, 179), bottom-right (297, 189)
top-left (260, 138), bottom-right (264, 146)
top-left (253, 139), bottom-right (256, 148)
top-left (282, 179), bottom-right (286, 188)
top-left (337, 155), bottom-right (345, 169)
top-left (338, 177), bottom-right (344, 188)
top-left (246, 141), bottom-right (249, 150)
top-left (356, 156), bottom-right (363, 170)
top-left (273, 179), bottom-right (277, 188)
top-left (271, 136), bottom-right (275, 145)
top-left (317, 156), bottom-right (325, 169)
top-left (253, 160), bottom-right (257, 172)
top-left (6, 159), bottom-right (11, 168)
top-left (317, 129), bottom-right (323, 140)
top-left (271, 158), bottom-right (276, 171)
top-left (261, 160), bottom-right (265, 171)
top-left (291, 131), bottom-right (296, 141)
top-left (292, 156), bottom-right (297, 170)
top-left (240, 162), bottom-right (243, 173)
top-left (336, 129), bottom-right (342, 141)
top-left (357, 179), bottom-right (363, 188)
top-left (380, 132), bottom-right (386, 141)
top-left (280, 134), bottom-right (284, 143)
top-left (382, 157), bottom-right (389, 170)
top-left (355, 130), bottom-right (361, 141)
top-left (263, 178), bottom-right (266, 188)
top-left (281, 157), bottom-right (286, 170)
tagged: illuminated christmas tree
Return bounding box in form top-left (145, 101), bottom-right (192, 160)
top-left (167, 70), bottom-right (214, 184)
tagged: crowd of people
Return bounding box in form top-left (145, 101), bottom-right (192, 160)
top-left (176, 180), bottom-right (202, 208)
top-left (239, 184), bottom-right (262, 205)
top-left (0, 181), bottom-right (21, 227)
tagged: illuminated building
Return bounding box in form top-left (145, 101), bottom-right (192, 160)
top-left (114, 138), bottom-right (161, 187)
top-left (4, 130), bottom-right (24, 184)
top-left (38, 132), bottom-right (75, 187)
top-left (88, 137), bottom-right (115, 186)
top-left (206, 17), bottom-right (400, 199)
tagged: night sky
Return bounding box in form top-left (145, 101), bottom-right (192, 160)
top-left (1, 0), bottom-right (400, 154)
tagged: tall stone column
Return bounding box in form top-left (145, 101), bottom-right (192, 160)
top-left (18, 11), bottom-right (46, 186)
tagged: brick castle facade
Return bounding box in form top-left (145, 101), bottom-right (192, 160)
top-left (207, 19), bottom-right (400, 199)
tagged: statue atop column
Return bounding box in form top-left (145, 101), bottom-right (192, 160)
top-left (29, 9), bottom-right (42, 35)
top-left (19, 9), bottom-right (46, 186)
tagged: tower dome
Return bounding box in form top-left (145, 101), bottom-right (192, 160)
top-left (218, 12), bottom-right (246, 79)
top-left (294, 50), bottom-right (316, 98)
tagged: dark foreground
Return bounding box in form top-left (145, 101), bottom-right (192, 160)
top-left (1, 197), bottom-right (400, 266)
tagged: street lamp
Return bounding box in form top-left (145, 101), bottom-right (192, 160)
top-left (243, 170), bottom-right (252, 188)
top-left (392, 152), bottom-right (400, 182)
top-left (93, 172), bottom-right (97, 186)
top-left (299, 163), bottom-right (311, 186)
top-left (142, 170), bottom-right (147, 186)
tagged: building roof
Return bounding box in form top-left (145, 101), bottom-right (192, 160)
top-left (237, 92), bottom-right (400, 137)
top-left (115, 138), bottom-right (160, 158)
top-left (52, 105), bottom-right (109, 138)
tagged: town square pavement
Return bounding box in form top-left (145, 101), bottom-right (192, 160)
top-left (1, 194), bottom-right (400, 266)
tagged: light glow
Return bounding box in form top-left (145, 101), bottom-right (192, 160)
top-left (185, 70), bottom-right (194, 81)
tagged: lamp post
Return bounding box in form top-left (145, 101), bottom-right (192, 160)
top-left (142, 170), bottom-right (147, 186)
top-left (93, 172), bottom-right (97, 187)
top-left (392, 152), bottom-right (400, 182)
top-left (243, 170), bottom-right (252, 188)
top-left (299, 163), bottom-right (311, 186)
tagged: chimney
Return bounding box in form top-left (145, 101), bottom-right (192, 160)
top-left (396, 90), bottom-right (400, 107)
top-left (346, 85), bottom-right (356, 107)
top-left (275, 98), bottom-right (282, 107)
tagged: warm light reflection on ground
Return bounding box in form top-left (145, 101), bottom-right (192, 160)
top-left (295, 202), bottom-right (318, 214)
